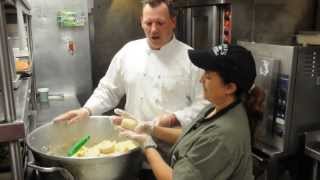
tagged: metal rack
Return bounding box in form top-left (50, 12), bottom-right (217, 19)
top-left (0, 0), bottom-right (33, 180)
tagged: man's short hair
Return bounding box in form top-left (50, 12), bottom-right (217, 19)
top-left (141, 0), bottom-right (176, 17)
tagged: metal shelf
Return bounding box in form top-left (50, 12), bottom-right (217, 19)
top-left (20, 0), bottom-right (30, 11)
top-left (4, 0), bottom-right (31, 15)
top-left (0, 77), bottom-right (31, 121)
top-left (0, 121), bottom-right (24, 143)
top-left (0, 1), bottom-right (33, 179)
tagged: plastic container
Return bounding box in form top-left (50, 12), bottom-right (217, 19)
top-left (38, 88), bottom-right (49, 103)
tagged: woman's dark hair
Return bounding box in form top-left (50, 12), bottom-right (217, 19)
top-left (242, 86), bottom-right (265, 141)
top-left (141, 0), bottom-right (176, 17)
top-left (217, 70), bottom-right (265, 141)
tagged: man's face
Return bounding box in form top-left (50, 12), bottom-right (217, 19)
top-left (141, 3), bottom-right (176, 50)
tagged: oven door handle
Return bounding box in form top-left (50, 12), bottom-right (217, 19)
top-left (27, 161), bottom-right (74, 180)
top-left (251, 152), bottom-right (265, 163)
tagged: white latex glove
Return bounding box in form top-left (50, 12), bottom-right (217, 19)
top-left (114, 108), bottom-right (137, 120)
top-left (114, 108), bottom-right (155, 134)
top-left (114, 108), bottom-right (140, 130)
top-left (118, 127), bottom-right (157, 149)
top-left (154, 113), bottom-right (179, 127)
top-left (134, 121), bottom-right (154, 135)
top-left (53, 108), bottom-right (90, 124)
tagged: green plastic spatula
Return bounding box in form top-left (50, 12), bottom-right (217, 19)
top-left (67, 135), bottom-right (90, 157)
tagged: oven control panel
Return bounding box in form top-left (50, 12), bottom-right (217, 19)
top-left (274, 74), bottom-right (289, 137)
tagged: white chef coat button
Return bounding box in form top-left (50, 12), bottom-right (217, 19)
top-left (155, 99), bottom-right (159, 103)
top-left (158, 75), bottom-right (161, 79)
top-left (143, 73), bottom-right (146, 77)
top-left (140, 97), bottom-right (143, 101)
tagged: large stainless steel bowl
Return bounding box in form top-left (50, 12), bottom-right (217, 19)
top-left (26, 116), bottom-right (143, 180)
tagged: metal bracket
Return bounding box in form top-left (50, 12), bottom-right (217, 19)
top-left (0, 121), bottom-right (25, 142)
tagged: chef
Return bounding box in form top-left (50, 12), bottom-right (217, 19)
top-left (119, 44), bottom-right (265, 180)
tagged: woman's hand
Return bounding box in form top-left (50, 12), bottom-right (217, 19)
top-left (118, 127), bottom-right (157, 149)
top-left (111, 115), bottom-right (123, 125)
top-left (154, 113), bottom-right (180, 127)
top-left (135, 121), bottom-right (154, 134)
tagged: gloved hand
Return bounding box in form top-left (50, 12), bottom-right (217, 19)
top-left (134, 121), bottom-right (154, 135)
top-left (113, 108), bottom-right (155, 134)
top-left (113, 108), bottom-right (140, 130)
top-left (118, 127), bottom-right (157, 149)
top-left (154, 113), bottom-right (179, 127)
top-left (114, 108), bottom-right (137, 120)
top-left (53, 108), bottom-right (90, 124)
top-left (111, 115), bottom-right (122, 126)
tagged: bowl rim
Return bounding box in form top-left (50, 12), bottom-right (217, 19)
top-left (26, 120), bottom-right (142, 161)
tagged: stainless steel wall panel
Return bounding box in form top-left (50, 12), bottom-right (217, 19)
top-left (238, 41), bottom-right (295, 76)
top-left (30, 0), bottom-right (92, 105)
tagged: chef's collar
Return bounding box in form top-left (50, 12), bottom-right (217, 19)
top-left (145, 35), bottom-right (177, 53)
top-left (200, 99), bottom-right (241, 124)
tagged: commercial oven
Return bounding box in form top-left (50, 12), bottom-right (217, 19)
top-left (173, 0), bottom-right (231, 49)
top-left (239, 41), bottom-right (320, 180)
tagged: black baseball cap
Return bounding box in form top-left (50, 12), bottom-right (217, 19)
top-left (188, 44), bottom-right (256, 93)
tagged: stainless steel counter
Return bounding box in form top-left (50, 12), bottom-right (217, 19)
top-left (35, 96), bottom-right (81, 128)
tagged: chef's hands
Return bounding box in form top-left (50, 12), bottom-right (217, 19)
top-left (53, 108), bottom-right (90, 124)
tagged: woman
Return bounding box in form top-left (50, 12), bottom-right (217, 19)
top-left (118, 44), bottom-right (264, 180)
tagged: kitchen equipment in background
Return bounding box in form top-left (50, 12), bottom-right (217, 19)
top-left (252, 56), bottom-right (280, 146)
top-left (296, 31), bottom-right (320, 46)
top-left (6, 15), bottom-right (32, 90)
top-left (57, 10), bottom-right (86, 28)
top-left (174, 0), bottom-right (231, 49)
top-left (239, 41), bottom-right (320, 180)
top-left (304, 130), bottom-right (320, 180)
top-left (15, 58), bottom-right (32, 74)
top-left (37, 88), bottom-right (49, 103)
top-left (27, 116), bottom-right (143, 180)
top-left (6, 41), bottom-right (20, 89)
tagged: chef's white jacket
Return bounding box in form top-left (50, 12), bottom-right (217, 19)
top-left (84, 37), bottom-right (209, 127)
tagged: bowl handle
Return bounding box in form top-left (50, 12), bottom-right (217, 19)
top-left (27, 161), bottom-right (74, 180)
